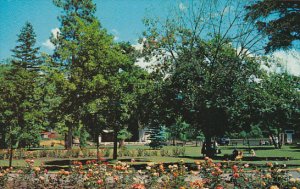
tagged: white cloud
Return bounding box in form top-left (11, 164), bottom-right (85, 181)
top-left (51, 28), bottom-right (60, 39)
top-left (111, 29), bottom-right (119, 41)
top-left (42, 39), bottom-right (55, 50)
top-left (272, 50), bottom-right (300, 76)
top-left (42, 28), bottom-right (60, 50)
top-left (179, 2), bottom-right (186, 11)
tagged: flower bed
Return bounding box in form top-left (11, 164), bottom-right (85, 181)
top-left (0, 157), bottom-right (299, 188)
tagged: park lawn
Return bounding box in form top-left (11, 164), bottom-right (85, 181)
top-left (0, 145), bottom-right (299, 168)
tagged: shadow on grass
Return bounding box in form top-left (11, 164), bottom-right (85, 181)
top-left (221, 146), bottom-right (276, 150)
top-left (179, 155), bottom-right (293, 161)
top-left (288, 146), bottom-right (300, 152)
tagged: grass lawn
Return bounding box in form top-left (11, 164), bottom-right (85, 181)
top-left (0, 145), bottom-right (299, 168)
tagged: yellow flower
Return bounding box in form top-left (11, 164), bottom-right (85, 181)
top-left (269, 185), bottom-right (279, 189)
top-left (290, 178), bottom-right (296, 183)
top-left (265, 173), bottom-right (272, 179)
top-left (266, 162), bottom-right (273, 167)
top-left (291, 187), bottom-right (297, 189)
top-left (39, 176), bottom-right (45, 181)
top-left (33, 167), bottom-right (41, 172)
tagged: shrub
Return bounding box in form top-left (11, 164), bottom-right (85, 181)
top-left (103, 148), bottom-right (110, 157)
top-left (160, 149), bottom-right (170, 157)
top-left (137, 148), bottom-right (144, 157)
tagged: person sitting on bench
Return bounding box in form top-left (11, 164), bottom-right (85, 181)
top-left (232, 148), bottom-right (238, 160)
top-left (235, 151), bottom-right (243, 161)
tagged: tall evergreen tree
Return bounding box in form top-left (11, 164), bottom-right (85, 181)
top-left (11, 22), bottom-right (40, 70)
top-left (0, 22), bottom-right (44, 167)
top-left (50, 0), bottom-right (96, 149)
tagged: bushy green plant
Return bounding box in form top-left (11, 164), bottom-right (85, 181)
top-left (137, 148), bottom-right (144, 157)
top-left (160, 149), bottom-right (170, 157)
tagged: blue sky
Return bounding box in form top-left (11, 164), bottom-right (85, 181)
top-left (0, 0), bottom-right (179, 59)
top-left (1, 0), bottom-right (299, 75)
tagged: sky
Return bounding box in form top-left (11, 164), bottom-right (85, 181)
top-left (0, 0), bottom-right (178, 59)
top-left (0, 0), bottom-right (299, 76)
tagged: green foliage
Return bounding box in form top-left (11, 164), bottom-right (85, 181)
top-left (227, 125), bottom-right (263, 139)
top-left (166, 117), bottom-right (190, 142)
top-left (11, 22), bottom-right (40, 70)
top-left (245, 1), bottom-right (300, 52)
top-left (0, 22), bottom-right (44, 149)
top-left (149, 125), bottom-right (167, 149)
top-left (49, 0), bottom-right (98, 149)
top-left (117, 128), bottom-right (133, 140)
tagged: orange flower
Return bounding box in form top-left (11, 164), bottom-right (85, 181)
top-left (215, 185), bottom-right (223, 189)
top-left (64, 171), bottom-right (70, 176)
top-left (173, 172), bottom-right (178, 177)
top-left (131, 183), bottom-right (146, 189)
top-left (266, 162), bottom-right (273, 167)
top-left (190, 180), bottom-right (204, 188)
top-left (113, 175), bottom-right (119, 182)
top-left (159, 164), bottom-right (164, 172)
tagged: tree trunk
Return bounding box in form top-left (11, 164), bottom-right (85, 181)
top-left (113, 129), bottom-right (118, 160)
top-left (277, 133), bottom-right (283, 149)
top-left (119, 139), bottom-right (125, 148)
top-left (9, 125), bottom-right (13, 167)
top-left (96, 132), bottom-right (100, 161)
top-left (270, 134), bottom-right (278, 149)
top-left (204, 135), bottom-right (215, 157)
top-left (9, 145), bottom-right (13, 168)
top-left (65, 123), bottom-right (73, 150)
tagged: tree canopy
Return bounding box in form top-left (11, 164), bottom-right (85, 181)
top-left (245, 0), bottom-right (300, 52)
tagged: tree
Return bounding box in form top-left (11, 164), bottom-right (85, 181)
top-left (167, 117), bottom-right (190, 146)
top-left (149, 124), bottom-right (167, 149)
top-left (117, 128), bottom-right (132, 148)
top-left (141, 0), bottom-right (263, 157)
top-left (245, 0), bottom-right (300, 53)
top-left (50, 0), bottom-right (96, 149)
top-left (11, 22), bottom-right (40, 70)
top-left (242, 71), bottom-right (299, 148)
top-left (0, 22), bottom-right (43, 167)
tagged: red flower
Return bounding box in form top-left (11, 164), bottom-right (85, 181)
top-left (233, 173), bottom-right (240, 178)
top-left (232, 165), bottom-right (238, 173)
top-left (97, 179), bottom-right (103, 185)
